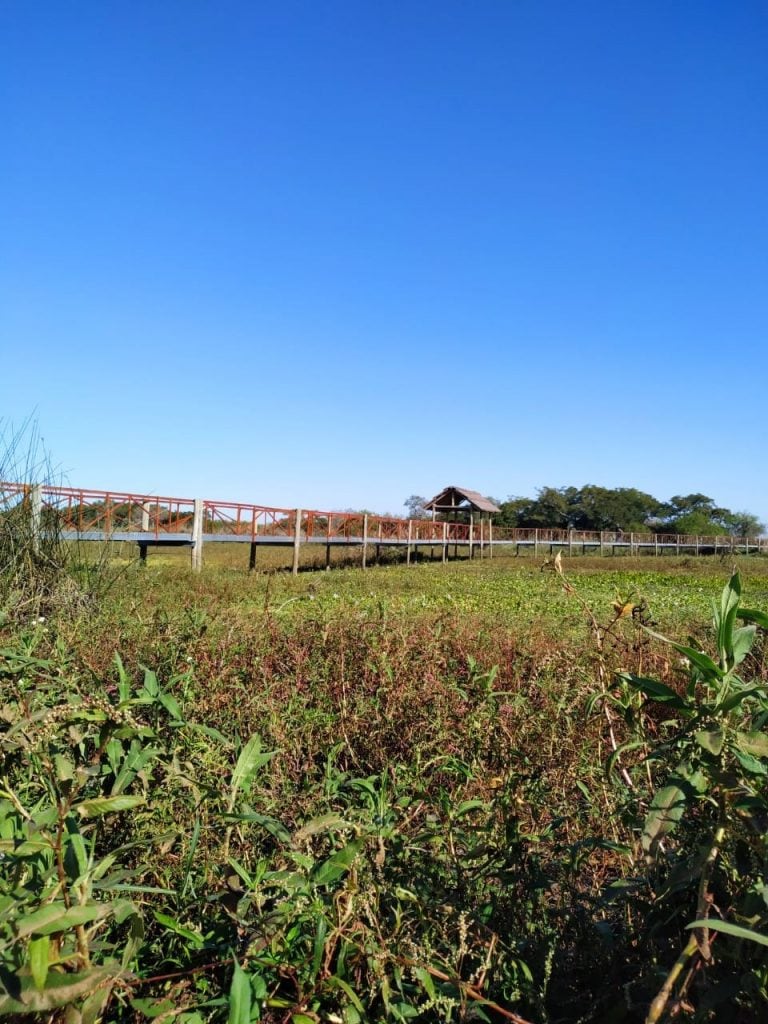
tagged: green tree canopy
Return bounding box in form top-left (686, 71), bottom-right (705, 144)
top-left (495, 486), bottom-right (763, 536)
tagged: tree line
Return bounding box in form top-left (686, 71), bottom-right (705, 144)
top-left (405, 488), bottom-right (764, 536)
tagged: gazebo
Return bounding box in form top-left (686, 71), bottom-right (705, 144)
top-left (422, 486), bottom-right (501, 558)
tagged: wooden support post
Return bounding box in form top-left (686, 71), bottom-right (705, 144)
top-left (138, 542), bottom-right (148, 563)
top-left (362, 514), bottom-right (368, 569)
top-left (406, 519), bottom-right (413, 565)
top-left (630, 532), bottom-right (635, 557)
top-left (191, 498), bottom-right (204, 572)
top-left (568, 529), bottom-right (573, 558)
top-left (442, 521), bottom-right (447, 563)
top-left (695, 535), bottom-right (700, 557)
top-left (30, 483), bottom-right (42, 554)
top-left (534, 528), bottom-right (539, 558)
top-left (292, 508), bottom-right (302, 576)
top-left (249, 517), bottom-right (259, 570)
top-left (469, 514), bottom-right (474, 560)
top-left (675, 534), bottom-right (680, 556)
top-left (488, 515), bottom-right (493, 559)
top-left (654, 534), bottom-right (659, 557)
top-left (479, 517), bottom-right (484, 558)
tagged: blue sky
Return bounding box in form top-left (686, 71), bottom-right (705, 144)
top-left (2, 2), bottom-right (766, 519)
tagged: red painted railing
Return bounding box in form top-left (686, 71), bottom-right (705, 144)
top-left (0, 481), bottom-right (762, 550)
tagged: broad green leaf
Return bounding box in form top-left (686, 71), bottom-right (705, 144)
top-left (618, 674), bottom-right (688, 708)
top-left (311, 915), bottom-right (327, 981)
top-left (228, 736), bottom-right (276, 809)
top-left (716, 573), bottom-right (741, 665)
top-left (412, 967), bottom-right (436, 1000)
top-left (223, 811), bottom-right (290, 843)
top-left (28, 934), bottom-right (50, 991)
top-left (292, 1015), bottom-right (315, 1024)
top-left (17, 901), bottom-right (112, 937)
top-left (153, 911), bottom-right (204, 947)
top-left (76, 795), bottom-right (145, 819)
top-left (158, 691), bottom-right (183, 722)
top-left (695, 730), bottom-right (725, 757)
top-left (0, 967), bottom-right (112, 1013)
top-left (454, 799), bottom-right (488, 816)
top-left (735, 731), bottom-right (768, 758)
top-left (739, 607), bottom-right (768, 631)
top-left (141, 667), bottom-right (160, 698)
top-left (313, 840), bottom-right (363, 887)
top-left (687, 919), bottom-right (768, 947)
top-left (731, 625), bottom-right (756, 668)
top-left (671, 643), bottom-right (722, 679)
top-left (54, 754), bottom-right (75, 782)
top-left (720, 684), bottom-right (767, 713)
top-left (733, 748), bottom-right (768, 776)
top-left (228, 960), bottom-right (251, 1024)
top-left (642, 782), bottom-right (688, 855)
top-left (325, 976), bottom-right (365, 1012)
top-left (605, 739), bottom-right (647, 782)
top-left (293, 814), bottom-right (352, 843)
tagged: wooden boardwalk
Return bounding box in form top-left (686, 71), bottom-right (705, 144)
top-left (2, 481), bottom-right (765, 573)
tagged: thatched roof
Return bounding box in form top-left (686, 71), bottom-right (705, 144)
top-left (423, 486), bottom-right (501, 515)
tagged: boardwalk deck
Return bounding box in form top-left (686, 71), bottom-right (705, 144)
top-left (3, 481), bottom-right (765, 572)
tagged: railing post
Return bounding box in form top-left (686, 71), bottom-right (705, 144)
top-left (442, 520), bottom-right (447, 563)
top-left (191, 498), bottom-right (204, 572)
top-left (534, 528), bottom-right (539, 558)
top-left (141, 502), bottom-right (150, 532)
top-left (293, 508), bottom-right (302, 576)
top-left (30, 484), bottom-right (42, 555)
top-left (407, 519), bottom-right (413, 565)
top-left (362, 513), bottom-right (368, 569)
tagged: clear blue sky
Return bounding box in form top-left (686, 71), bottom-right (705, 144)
top-left (2, 2), bottom-right (766, 519)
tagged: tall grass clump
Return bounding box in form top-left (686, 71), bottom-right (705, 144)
top-left (0, 418), bottom-right (68, 622)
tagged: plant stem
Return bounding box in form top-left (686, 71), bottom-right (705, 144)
top-left (645, 934), bottom-right (698, 1024)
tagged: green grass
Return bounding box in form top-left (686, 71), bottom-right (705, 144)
top-left (2, 555), bottom-right (768, 1022)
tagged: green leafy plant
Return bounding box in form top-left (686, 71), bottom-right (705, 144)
top-left (606, 573), bottom-right (768, 1021)
top-left (0, 650), bottom-right (182, 1017)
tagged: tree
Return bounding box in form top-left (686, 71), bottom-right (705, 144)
top-left (403, 495), bottom-right (429, 519)
top-left (720, 511), bottom-right (764, 537)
